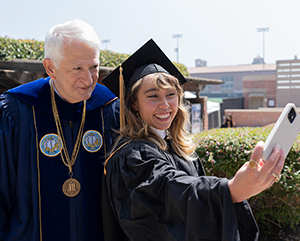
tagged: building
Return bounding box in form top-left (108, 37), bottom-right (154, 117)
top-left (187, 57), bottom-right (300, 127)
top-left (243, 74), bottom-right (277, 109)
top-left (276, 58), bottom-right (300, 107)
top-left (195, 59), bottom-right (207, 67)
top-left (252, 55), bottom-right (264, 64)
top-left (188, 62), bottom-right (276, 99)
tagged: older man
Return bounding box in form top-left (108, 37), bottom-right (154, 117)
top-left (0, 19), bottom-right (119, 241)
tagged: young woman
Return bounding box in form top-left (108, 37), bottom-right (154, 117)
top-left (102, 39), bottom-right (284, 241)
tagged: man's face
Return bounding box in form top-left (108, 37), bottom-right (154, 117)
top-left (44, 41), bottom-right (99, 103)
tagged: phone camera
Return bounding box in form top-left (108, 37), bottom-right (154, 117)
top-left (288, 108), bottom-right (296, 124)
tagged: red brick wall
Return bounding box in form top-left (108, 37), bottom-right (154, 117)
top-left (243, 75), bottom-right (277, 109)
top-left (224, 108), bottom-right (297, 127)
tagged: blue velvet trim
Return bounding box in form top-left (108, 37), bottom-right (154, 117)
top-left (9, 77), bottom-right (117, 122)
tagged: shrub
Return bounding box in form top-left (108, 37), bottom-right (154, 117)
top-left (0, 36), bottom-right (189, 76)
top-left (174, 62), bottom-right (189, 76)
top-left (99, 49), bottom-right (129, 67)
top-left (0, 36), bottom-right (44, 60)
top-left (194, 126), bottom-right (300, 237)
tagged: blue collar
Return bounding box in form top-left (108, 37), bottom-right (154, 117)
top-left (9, 77), bottom-right (117, 122)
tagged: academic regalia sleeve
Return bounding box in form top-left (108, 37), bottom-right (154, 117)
top-left (105, 141), bottom-right (258, 241)
top-left (102, 174), bottom-right (128, 241)
top-left (0, 94), bottom-right (19, 240)
top-left (0, 93), bottom-right (40, 241)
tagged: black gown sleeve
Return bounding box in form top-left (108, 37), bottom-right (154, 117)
top-left (0, 94), bottom-right (20, 240)
top-left (102, 174), bottom-right (129, 241)
top-left (105, 140), bottom-right (258, 241)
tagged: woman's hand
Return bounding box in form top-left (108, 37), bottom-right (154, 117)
top-left (228, 141), bottom-right (285, 203)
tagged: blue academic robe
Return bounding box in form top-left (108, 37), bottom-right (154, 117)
top-left (0, 77), bottom-right (120, 241)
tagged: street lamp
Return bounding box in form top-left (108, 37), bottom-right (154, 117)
top-left (172, 34), bottom-right (182, 63)
top-left (101, 39), bottom-right (110, 50)
top-left (257, 27), bottom-right (269, 75)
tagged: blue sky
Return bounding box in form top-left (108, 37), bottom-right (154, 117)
top-left (1, 0), bottom-right (300, 68)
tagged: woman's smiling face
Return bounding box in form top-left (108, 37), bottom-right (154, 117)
top-left (132, 74), bottom-right (179, 130)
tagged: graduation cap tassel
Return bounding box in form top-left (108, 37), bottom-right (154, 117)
top-left (119, 65), bottom-right (125, 130)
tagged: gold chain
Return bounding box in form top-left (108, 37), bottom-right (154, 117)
top-left (50, 78), bottom-right (86, 175)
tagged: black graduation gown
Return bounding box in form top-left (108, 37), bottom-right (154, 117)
top-left (0, 77), bottom-right (120, 241)
top-left (104, 139), bottom-right (259, 241)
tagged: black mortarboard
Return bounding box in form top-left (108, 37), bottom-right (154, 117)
top-left (101, 38), bottom-right (187, 98)
top-left (101, 39), bottom-right (187, 129)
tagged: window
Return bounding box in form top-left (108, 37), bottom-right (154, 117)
top-left (277, 80), bottom-right (290, 84)
top-left (278, 74), bottom-right (290, 78)
top-left (268, 99), bottom-right (275, 107)
top-left (202, 85), bottom-right (211, 93)
top-left (277, 86), bottom-right (290, 89)
top-left (220, 76), bottom-right (234, 93)
top-left (277, 69), bottom-right (290, 72)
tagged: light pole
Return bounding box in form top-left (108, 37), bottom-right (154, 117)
top-left (172, 34), bottom-right (182, 63)
top-left (101, 39), bottom-right (110, 50)
top-left (257, 27), bottom-right (269, 75)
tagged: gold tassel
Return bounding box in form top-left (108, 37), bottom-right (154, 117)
top-left (119, 65), bottom-right (125, 130)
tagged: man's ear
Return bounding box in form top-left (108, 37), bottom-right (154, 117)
top-left (43, 59), bottom-right (57, 80)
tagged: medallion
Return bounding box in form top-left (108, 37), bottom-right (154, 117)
top-left (82, 130), bottom-right (103, 152)
top-left (40, 133), bottom-right (63, 157)
top-left (62, 178), bottom-right (81, 197)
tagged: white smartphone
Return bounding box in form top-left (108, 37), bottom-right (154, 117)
top-left (261, 103), bottom-right (300, 161)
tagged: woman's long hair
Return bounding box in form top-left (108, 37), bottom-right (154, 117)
top-left (114, 72), bottom-right (196, 161)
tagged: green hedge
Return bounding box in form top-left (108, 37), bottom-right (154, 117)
top-left (0, 36), bottom-right (189, 76)
top-left (194, 126), bottom-right (300, 237)
top-left (99, 49), bottom-right (129, 67)
top-left (0, 36), bottom-right (45, 60)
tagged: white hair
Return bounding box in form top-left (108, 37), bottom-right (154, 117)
top-left (44, 19), bottom-right (100, 67)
